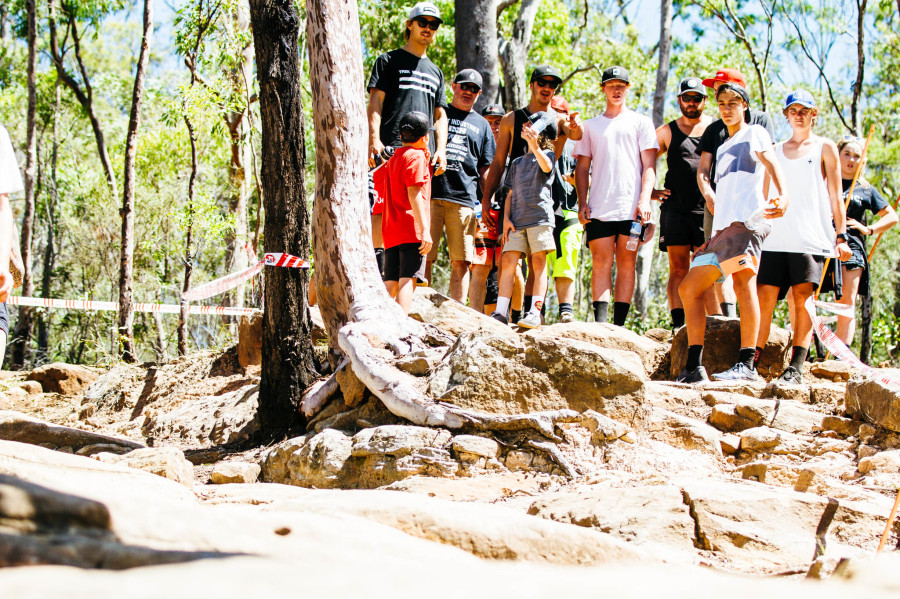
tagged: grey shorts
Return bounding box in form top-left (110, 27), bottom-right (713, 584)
top-left (0, 303), bottom-right (8, 335)
top-left (691, 221), bottom-right (771, 282)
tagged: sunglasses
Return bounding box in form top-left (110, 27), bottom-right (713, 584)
top-left (841, 135), bottom-right (862, 143)
top-left (534, 79), bottom-right (560, 90)
top-left (458, 83), bottom-right (480, 94)
top-left (680, 94), bottom-right (705, 104)
top-left (413, 17), bottom-right (440, 30)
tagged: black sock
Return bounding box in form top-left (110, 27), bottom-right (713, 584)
top-left (686, 345), bottom-right (704, 371)
top-left (559, 302), bottom-right (573, 316)
top-left (592, 301), bottom-right (609, 323)
top-left (613, 302), bottom-right (630, 326)
top-left (374, 247), bottom-right (385, 277)
top-left (511, 309), bottom-right (521, 323)
top-left (753, 346), bottom-right (762, 369)
top-left (721, 302), bottom-right (737, 317)
top-left (738, 347), bottom-right (756, 370)
top-left (671, 308), bottom-right (685, 328)
top-left (790, 346), bottom-right (808, 371)
top-left (523, 295), bottom-right (533, 314)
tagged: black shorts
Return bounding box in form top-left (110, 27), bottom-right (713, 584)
top-left (0, 303), bottom-right (7, 335)
top-left (584, 219), bottom-right (632, 243)
top-left (757, 251), bottom-right (826, 293)
top-left (383, 242), bottom-right (426, 282)
top-left (659, 210), bottom-right (704, 251)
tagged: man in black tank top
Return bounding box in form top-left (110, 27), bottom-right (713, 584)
top-left (653, 78), bottom-right (713, 328)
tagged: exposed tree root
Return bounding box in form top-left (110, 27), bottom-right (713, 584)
top-left (299, 359), bottom-right (346, 419)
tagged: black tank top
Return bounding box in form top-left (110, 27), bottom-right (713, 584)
top-left (511, 108), bottom-right (532, 161)
top-left (662, 120), bottom-right (704, 213)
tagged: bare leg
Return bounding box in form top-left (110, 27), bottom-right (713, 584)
top-left (395, 277), bottom-right (417, 313)
top-left (468, 264), bottom-right (490, 312)
top-left (789, 282), bottom-right (816, 347)
top-left (498, 251), bottom-right (523, 300)
top-left (704, 288), bottom-right (722, 315)
top-left (384, 280), bottom-right (398, 298)
top-left (588, 236), bottom-right (616, 301)
top-left (666, 245), bottom-right (692, 311)
top-left (449, 260), bottom-right (470, 303)
top-left (613, 235), bottom-right (637, 303)
top-left (679, 265), bottom-right (721, 346)
top-left (755, 284), bottom-right (781, 349)
top-left (529, 251), bottom-right (550, 304)
top-left (836, 266), bottom-right (862, 344)
top-left (555, 277), bottom-right (574, 304)
top-left (511, 260), bottom-right (525, 311)
top-left (732, 268), bottom-right (760, 349)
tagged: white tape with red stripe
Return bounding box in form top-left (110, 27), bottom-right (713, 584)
top-left (182, 252), bottom-right (310, 302)
top-left (8, 295), bottom-right (260, 317)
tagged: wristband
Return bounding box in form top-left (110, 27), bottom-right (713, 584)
top-left (836, 233), bottom-right (848, 244)
top-left (866, 226), bottom-right (873, 236)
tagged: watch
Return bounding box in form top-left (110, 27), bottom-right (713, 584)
top-left (836, 233), bottom-right (848, 243)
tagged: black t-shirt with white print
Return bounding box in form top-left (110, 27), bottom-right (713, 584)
top-left (367, 48), bottom-right (447, 148)
top-left (431, 105), bottom-right (496, 209)
top-left (843, 178), bottom-right (889, 250)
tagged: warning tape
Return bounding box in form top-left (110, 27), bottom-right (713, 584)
top-left (182, 252), bottom-right (310, 302)
top-left (805, 296), bottom-right (900, 388)
top-left (7, 296), bottom-right (260, 317)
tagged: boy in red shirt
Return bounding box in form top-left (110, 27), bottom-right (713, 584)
top-left (382, 111), bottom-right (434, 312)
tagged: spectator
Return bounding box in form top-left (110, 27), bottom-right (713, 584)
top-left (0, 124), bottom-right (20, 364)
top-left (470, 103), bottom-right (505, 314)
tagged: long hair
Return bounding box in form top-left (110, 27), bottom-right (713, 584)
top-left (837, 138), bottom-right (870, 188)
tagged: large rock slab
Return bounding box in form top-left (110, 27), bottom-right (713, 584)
top-left (96, 447), bottom-right (195, 487)
top-left (0, 411), bottom-right (144, 453)
top-left (670, 317), bottom-right (790, 380)
top-left (648, 409), bottom-right (722, 457)
top-left (142, 384), bottom-right (259, 446)
top-left (845, 371), bottom-right (900, 433)
top-left (26, 363), bottom-right (100, 395)
top-left (410, 287), bottom-right (515, 338)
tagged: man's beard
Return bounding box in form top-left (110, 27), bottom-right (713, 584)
top-left (681, 106), bottom-right (701, 119)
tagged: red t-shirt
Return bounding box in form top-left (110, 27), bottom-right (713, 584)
top-left (382, 146), bottom-right (431, 249)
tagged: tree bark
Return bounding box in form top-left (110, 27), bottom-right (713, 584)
top-left (498, 0), bottom-right (541, 111)
top-left (117, 0), bottom-right (153, 362)
top-left (178, 116), bottom-right (197, 357)
top-left (851, 0), bottom-right (867, 135)
top-left (455, 0), bottom-right (500, 110)
top-left (248, 0), bottom-right (319, 439)
top-left (38, 79), bottom-right (62, 363)
top-left (652, 0), bottom-right (673, 128)
top-left (10, 0), bottom-right (40, 370)
top-left (0, 4), bottom-right (9, 39)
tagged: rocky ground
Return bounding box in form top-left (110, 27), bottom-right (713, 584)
top-left (1, 288), bottom-right (899, 597)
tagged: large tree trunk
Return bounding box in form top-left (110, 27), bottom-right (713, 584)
top-left (248, 0), bottom-right (320, 439)
top-left (10, 0), bottom-right (40, 370)
top-left (455, 0), bottom-right (500, 110)
top-left (117, 0), bottom-right (153, 362)
top-left (498, 0), bottom-right (541, 111)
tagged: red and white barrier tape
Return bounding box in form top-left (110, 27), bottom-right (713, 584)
top-left (182, 252), bottom-right (310, 302)
top-left (805, 296), bottom-right (900, 387)
top-left (7, 296), bottom-right (260, 317)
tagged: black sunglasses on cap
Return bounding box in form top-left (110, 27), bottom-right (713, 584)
top-left (534, 78), bottom-right (560, 90)
top-left (413, 16), bottom-right (440, 30)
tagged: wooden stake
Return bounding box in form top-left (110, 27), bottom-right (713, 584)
top-left (877, 487), bottom-right (900, 552)
top-left (867, 192), bottom-right (900, 261)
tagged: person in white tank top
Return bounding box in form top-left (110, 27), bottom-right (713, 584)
top-left (754, 90), bottom-right (852, 384)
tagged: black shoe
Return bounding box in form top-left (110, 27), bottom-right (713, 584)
top-left (777, 366), bottom-right (803, 385)
top-left (489, 312), bottom-right (508, 325)
top-left (675, 366), bottom-right (709, 383)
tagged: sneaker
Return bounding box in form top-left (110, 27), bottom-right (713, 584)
top-left (777, 366), bottom-right (803, 385)
top-left (559, 311), bottom-right (575, 324)
top-left (675, 366), bottom-right (709, 384)
top-left (516, 311), bottom-right (541, 329)
top-left (489, 312), bottom-right (508, 325)
top-left (712, 362), bottom-right (763, 382)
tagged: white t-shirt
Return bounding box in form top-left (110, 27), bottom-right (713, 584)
top-left (573, 109), bottom-right (658, 221)
top-left (0, 125), bottom-right (24, 196)
top-left (763, 139), bottom-right (835, 256)
top-left (711, 124), bottom-right (773, 234)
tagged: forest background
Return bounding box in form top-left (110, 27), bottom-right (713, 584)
top-left (0, 0), bottom-right (899, 369)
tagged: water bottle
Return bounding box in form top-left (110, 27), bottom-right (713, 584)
top-left (530, 112), bottom-right (555, 135)
top-left (475, 202), bottom-right (487, 232)
top-left (626, 220), bottom-right (642, 251)
top-left (744, 208), bottom-right (767, 230)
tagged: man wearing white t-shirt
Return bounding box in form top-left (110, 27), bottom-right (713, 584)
top-left (573, 66), bottom-right (658, 326)
top-left (754, 90), bottom-right (851, 384)
top-left (676, 84), bottom-right (790, 383)
top-left (0, 124), bottom-right (22, 363)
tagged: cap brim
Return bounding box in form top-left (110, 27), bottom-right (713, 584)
top-left (603, 78), bottom-right (629, 84)
top-left (701, 77), bottom-right (721, 88)
top-left (785, 101), bottom-right (815, 110)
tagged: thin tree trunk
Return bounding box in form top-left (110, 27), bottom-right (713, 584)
top-left (178, 115), bottom-right (197, 356)
top-left (652, 0), bottom-right (673, 128)
top-left (0, 4), bottom-right (9, 39)
top-left (498, 0), bottom-right (541, 110)
top-left (249, 0), bottom-right (319, 439)
top-left (860, 295), bottom-right (873, 364)
top-left (37, 78), bottom-right (62, 362)
top-left (851, 0), bottom-right (867, 135)
top-left (455, 0), bottom-right (500, 110)
top-left (117, 0), bottom-right (154, 362)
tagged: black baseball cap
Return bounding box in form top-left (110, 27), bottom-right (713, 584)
top-left (481, 104), bottom-right (504, 117)
top-left (601, 65), bottom-right (630, 85)
top-left (715, 83), bottom-right (752, 123)
top-left (399, 111), bottom-right (433, 142)
top-left (530, 65), bottom-right (563, 85)
top-left (454, 69), bottom-right (483, 89)
top-left (678, 77), bottom-right (705, 96)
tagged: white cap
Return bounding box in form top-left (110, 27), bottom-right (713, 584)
top-left (407, 2), bottom-right (443, 23)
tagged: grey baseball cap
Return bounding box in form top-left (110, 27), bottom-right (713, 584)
top-left (407, 2), bottom-right (443, 23)
top-left (454, 69), bottom-right (483, 89)
top-left (481, 104), bottom-right (504, 117)
top-left (678, 77), bottom-right (705, 96)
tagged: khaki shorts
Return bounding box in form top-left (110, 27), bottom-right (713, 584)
top-left (504, 224), bottom-right (556, 256)
top-left (428, 199), bottom-right (476, 262)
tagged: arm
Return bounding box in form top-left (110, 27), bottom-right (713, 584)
top-left (481, 113), bottom-right (514, 226)
top-left (431, 106), bottom-right (448, 175)
top-left (367, 89), bottom-right (386, 167)
top-left (756, 148), bottom-right (790, 218)
top-left (697, 151), bottom-right (715, 214)
top-left (522, 124), bottom-right (553, 173)
top-left (822, 141), bottom-right (851, 260)
top-left (0, 194), bottom-right (12, 302)
top-left (864, 205), bottom-right (900, 236)
top-left (575, 155), bottom-right (592, 225)
top-left (407, 184), bottom-right (432, 255)
top-left (651, 125), bottom-right (671, 202)
top-left (560, 111), bottom-right (582, 141)
top-left (636, 148), bottom-right (656, 223)
top-left (502, 187), bottom-right (515, 245)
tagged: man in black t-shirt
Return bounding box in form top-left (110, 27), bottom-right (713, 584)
top-left (426, 69), bottom-right (496, 303)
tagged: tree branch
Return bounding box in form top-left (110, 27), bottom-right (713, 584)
top-left (497, 0), bottom-right (519, 18)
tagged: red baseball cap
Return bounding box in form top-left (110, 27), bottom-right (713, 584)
top-left (550, 96), bottom-right (570, 113)
top-left (701, 68), bottom-right (747, 89)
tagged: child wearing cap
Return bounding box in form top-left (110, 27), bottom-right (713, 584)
top-left (490, 112), bottom-right (558, 329)
top-left (754, 90), bottom-right (851, 384)
top-left (676, 83), bottom-right (790, 383)
top-left (381, 111), bottom-right (434, 313)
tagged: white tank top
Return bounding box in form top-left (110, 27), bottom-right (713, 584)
top-left (763, 139), bottom-right (835, 256)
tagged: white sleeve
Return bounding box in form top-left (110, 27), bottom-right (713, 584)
top-left (572, 123), bottom-right (591, 158)
top-left (749, 125), bottom-right (773, 153)
top-left (0, 126), bottom-right (24, 196)
top-left (638, 116), bottom-right (660, 151)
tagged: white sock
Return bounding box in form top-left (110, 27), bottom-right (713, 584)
top-left (495, 296), bottom-right (510, 316)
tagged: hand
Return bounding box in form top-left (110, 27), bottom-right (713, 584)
top-left (567, 111), bottom-right (582, 135)
top-left (836, 241), bottom-right (852, 261)
top-left (846, 218), bottom-right (868, 235)
top-left (562, 172), bottom-right (576, 186)
top-left (578, 205), bottom-right (590, 226)
top-left (502, 221), bottom-right (515, 246)
top-left (431, 149), bottom-right (447, 176)
top-left (0, 269), bottom-right (11, 303)
top-left (651, 189), bottom-right (671, 202)
top-left (521, 123), bottom-right (538, 146)
top-left (368, 139), bottom-right (385, 168)
top-left (481, 201), bottom-right (496, 229)
top-left (764, 197), bottom-right (787, 219)
top-left (635, 200), bottom-right (651, 224)
top-left (419, 233), bottom-right (433, 256)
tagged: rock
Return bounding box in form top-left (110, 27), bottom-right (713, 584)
top-left (810, 360), bottom-right (853, 381)
top-left (284, 429), bottom-right (354, 489)
top-left (237, 312), bottom-right (262, 367)
top-left (395, 352), bottom-right (432, 376)
top-left (351, 425), bottom-right (452, 457)
top-left (19, 381), bottom-right (42, 394)
top-left (708, 397), bottom-right (775, 432)
top-left (335, 365), bottom-right (367, 407)
top-left (832, 554), bottom-right (900, 592)
top-left (76, 443), bottom-right (135, 456)
top-left (25, 363), bottom-right (100, 395)
top-left (96, 447), bottom-right (194, 487)
top-left (410, 287), bottom-right (516, 338)
top-left (809, 382), bottom-right (846, 406)
top-left (769, 401), bottom-right (823, 435)
top-left (351, 425), bottom-right (457, 488)
top-left (259, 435), bottom-right (308, 483)
top-left (670, 317), bottom-right (789, 379)
top-left (822, 415), bottom-right (862, 437)
top-left (740, 426), bottom-right (782, 451)
top-left (649, 408), bottom-right (722, 457)
top-left (505, 450), bottom-right (534, 471)
top-left (858, 445), bottom-right (879, 460)
top-left (451, 435), bottom-right (500, 459)
top-left (643, 382), bottom-right (706, 420)
top-left (0, 410), bottom-right (144, 453)
top-left (142, 384), bottom-right (259, 445)
top-left (764, 382), bottom-right (811, 402)
top-left (720, 434), bottom-right (741, 454)
top-left (846, 371), bottom-right (900, 433)
top-left (581, 410), bottom-right (635, 444)
top-left (858, 449), bottom-right (900, 476)
top-left (211, 461), bottom-right (261, 484)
